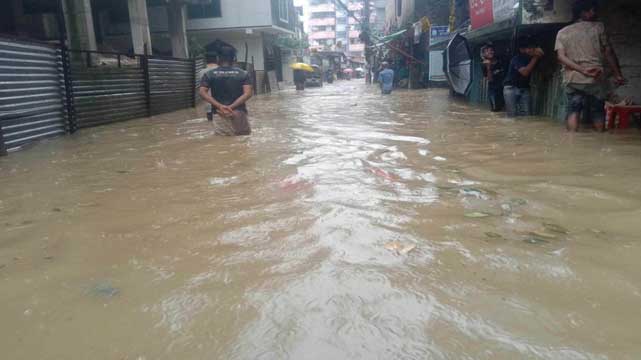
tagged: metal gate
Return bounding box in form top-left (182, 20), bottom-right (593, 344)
top-left (0, 38), bottom-right (67, 153)
top-left (148, 57), bottom-right (195, 115)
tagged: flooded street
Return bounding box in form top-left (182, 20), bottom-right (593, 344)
top-left (2, 81), bottom-right (641, 359)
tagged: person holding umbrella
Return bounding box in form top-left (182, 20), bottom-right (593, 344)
top-left (291, 60), bottom-right (313, 91)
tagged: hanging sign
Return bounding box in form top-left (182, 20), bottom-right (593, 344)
top-left (469, 0), bottom-right (494, 30)
top-left (469, 0), bottom-right (518, 30)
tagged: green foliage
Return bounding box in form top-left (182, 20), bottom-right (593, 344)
top-left (188, 35), bottom-right (206, 58)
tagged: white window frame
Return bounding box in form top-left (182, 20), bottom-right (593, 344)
top-left (279, 0), bottom-right (289, 23)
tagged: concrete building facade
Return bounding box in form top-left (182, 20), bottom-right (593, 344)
top-left (308, 0), bottom-right (375, 63)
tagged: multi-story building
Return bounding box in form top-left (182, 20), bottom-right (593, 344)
top-left (308, 0), bottom-right (375, 63)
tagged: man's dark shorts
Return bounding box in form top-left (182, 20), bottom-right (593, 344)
top-left (566, 86), bottom-right (605, 123)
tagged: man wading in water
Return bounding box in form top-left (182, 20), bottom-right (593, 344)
top-left (199, 46), bottom-right (253, 135)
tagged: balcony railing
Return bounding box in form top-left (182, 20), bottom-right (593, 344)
top-left (349, 43), bottom-right (365, 52)
top-left (310, 4), bottom-right (335, 12)
top-left (309, 31), bottom-right (336, 40)
top-left (308, 17), bottom-right (336, 26)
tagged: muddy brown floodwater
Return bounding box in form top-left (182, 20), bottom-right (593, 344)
top-left (1, 82), bottom-right (641, 359)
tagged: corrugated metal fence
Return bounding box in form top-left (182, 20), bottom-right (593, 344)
top-left (71, 51), bottom-right (147, 128)
top-left (0, 37), bottom-right (199, 156)
top-left (148, 57), bottom-right (195, 115)
top-left (0, 38), bottom-right (67, 154)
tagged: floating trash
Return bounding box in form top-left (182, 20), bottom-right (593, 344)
top-left (485, 232), bottom-right (503, 239)
top-left (524, 236), bottom-right (550, 245)
top-left (528, 231), bottom-right (557, 240)
top-left (460, 188), bottom-right (490, 200)
top-left (433, 156), bottom-right (447, 162)
top-left (384, 241), bottom-right (416, 255)
top-left (510, 198), bottom-right (528, 206)
top-left (88, 281), bottom-right (120, 298)
top-left (543, 223), bottom-right (569, 234)
top-left (464, 212), bottom-right (491, 218)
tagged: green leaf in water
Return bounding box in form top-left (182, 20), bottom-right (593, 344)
top-left (485, 232), bottom-right (503, 239)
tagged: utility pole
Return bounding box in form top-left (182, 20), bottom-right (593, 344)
top-left (362, 0), bottom-right (372, 84)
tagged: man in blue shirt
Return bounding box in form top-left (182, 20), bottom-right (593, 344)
top-left (503, 38), bottom-right (543, 117)
top-left (378, 62), bottom-right (394, 95)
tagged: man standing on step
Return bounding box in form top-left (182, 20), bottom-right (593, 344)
top-left (199, 46), bottom-right (253, 136)
top-left (555, 0), bottom-right (626, 131)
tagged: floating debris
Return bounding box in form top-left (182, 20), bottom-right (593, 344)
top-left (399, 244), bottom-right (417, 255)
top-left (52, 208), bottom-right (62, 212)
top-left (89, 281), bottom-right (120, 298)
top-left (510, 198), bottom-right (528, 206)
top-left (524, 236), bottom-right (550, 245)
top-left (433, 156), bottom-right (447, 162)
top-left (384, 241), bottom-right (416, 255)
top-left (528, 231), bottom-right (557, 240)
top-left (460, 188), bottom-right (489, 200)
top-left (464, 212), bottom-right (491, 218)
top-left (543, 223), bottom-right (569, 234)
top-left (485, 232), bottom-right (503, 239)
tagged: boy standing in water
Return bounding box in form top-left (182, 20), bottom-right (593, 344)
top-left (481, 43), bottom-right (505, 112)
top-left (199, 46), bottom-right (253, 136)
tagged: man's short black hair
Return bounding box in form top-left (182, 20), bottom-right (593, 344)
top-left (573, 0), bottom-right (599, 20)
top-left (481, 42), bottom-right (495, 53)
top-left (218, 46), bottom-right (237, 63)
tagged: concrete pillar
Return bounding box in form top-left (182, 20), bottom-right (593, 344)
top-left (62, 0), bottom-right (97, 51)
top-left (167, 0), bottom-right (189, 59)
top-left (128, 0), bottom-right (152, 55)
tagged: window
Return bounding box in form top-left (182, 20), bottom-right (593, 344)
top-left (188, 0), bottom-right (222, 19)
top-left (311, 12), bottom-right (335, 19)
top-left (279, 0), bottom-right (289, 22)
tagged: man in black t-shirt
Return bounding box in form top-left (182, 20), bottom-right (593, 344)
top-left (503, 39), bottom-right (543, 117)
top-left (199, 46), bottom-right (253, 135)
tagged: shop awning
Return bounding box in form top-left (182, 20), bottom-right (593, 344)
top-left (373, 29), bottom-right (408, 47)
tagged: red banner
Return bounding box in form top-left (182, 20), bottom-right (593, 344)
top-left (469, 0), bottom-right (494, 30)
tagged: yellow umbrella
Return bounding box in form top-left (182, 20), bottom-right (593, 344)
top-left (290, 62), bottom-right (314, 72)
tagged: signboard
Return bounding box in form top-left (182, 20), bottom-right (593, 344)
top-left (469, 0), bottom-right (494, 30)
top-left (430, 26), bottom-right (450, 44)
top-left (469, 0), bottom-right (518, 30)
top-left (429, 51), bottom-right (446, 82)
